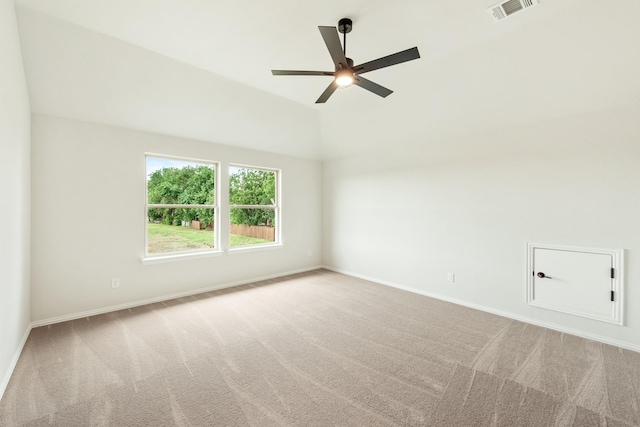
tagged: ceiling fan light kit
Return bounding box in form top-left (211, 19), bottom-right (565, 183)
top-left (334, 69), bottom-right (354, 87)
top-left (271, 18), bottom-right (420, 103)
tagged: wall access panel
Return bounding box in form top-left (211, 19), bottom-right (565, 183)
top-left (526, 243), bottom-right (624, 325)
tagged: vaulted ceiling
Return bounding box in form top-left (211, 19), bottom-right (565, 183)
top-left (14, 0), bottom-right (640, 159)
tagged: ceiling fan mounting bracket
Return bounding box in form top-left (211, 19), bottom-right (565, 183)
top-left (338, 18), bottom-right (352, 34)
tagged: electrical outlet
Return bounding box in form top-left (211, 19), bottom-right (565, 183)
top-left (447, 273), bottom-right (455, 283)
top-left (111, 278), bottom-right (120, 288)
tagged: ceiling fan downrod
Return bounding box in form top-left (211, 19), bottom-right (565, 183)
top-left (338, 18), bottom-right (352, 57)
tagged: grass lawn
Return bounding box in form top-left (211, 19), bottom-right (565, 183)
top-left (147, 223), bottom-right (272, 254)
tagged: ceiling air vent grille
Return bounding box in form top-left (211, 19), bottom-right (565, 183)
top-left (488, 0), bottom-right (539, 23)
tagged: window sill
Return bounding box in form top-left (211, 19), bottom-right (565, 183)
top-left (227, 243), bottom-right (283, 255)
top-left (141, 250), bottom-right (224, 265)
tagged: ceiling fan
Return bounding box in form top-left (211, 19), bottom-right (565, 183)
top-left (272, 18), bottom-right (420, 104)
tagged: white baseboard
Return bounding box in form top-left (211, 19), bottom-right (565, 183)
top-left (322, 265), bottom-right (640, 353)
top-left (31, 265), bottom-right (323, 328)
top-left (0, 324), bottom-right (32, 402)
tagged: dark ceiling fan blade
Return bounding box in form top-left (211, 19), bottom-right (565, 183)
top-left (316, 81), bottom-right (339, 104)
top-left (353, 76), bottom-right (393, 98)
top-left (353, 47), bottom-right (420, 75)
top-left (318, 26), bottom-right (349, 69)
top-left (271, 70), bottom-right (335, 76)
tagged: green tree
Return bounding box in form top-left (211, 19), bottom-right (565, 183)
top-left (147, 165), bottom-right (215, 227)
top-left (229, 169), bottom-right (275, 226)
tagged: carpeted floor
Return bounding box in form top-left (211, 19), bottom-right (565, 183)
top-left (1, 269), bottom-right (638, 426)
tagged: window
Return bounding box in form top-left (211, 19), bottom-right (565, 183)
top-left (229, 165), bottom-right (279, 248)
top-left (145, 155), bottom-right (218, 256)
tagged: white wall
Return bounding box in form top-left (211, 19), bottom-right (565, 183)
top-left (31, 114), bottom-right (322, 322)
top-left (17, 5), bottom-right (322, 161)
top-left (323, 104), bottom-right (640, 350)
top-left (0, 0), bottom-right (31, 398)
top-left (318, 0), bottom-right (640, 161)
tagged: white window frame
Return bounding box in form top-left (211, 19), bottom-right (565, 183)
top-left (228, 164), bottom-right (281, 250)
top-left (143, 153), bottom-right (221, 261)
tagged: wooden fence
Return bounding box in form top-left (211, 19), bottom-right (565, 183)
top-left (190, 220), bottom-right (213, 231)
top-left (230, 224), bottom-right (275, 241)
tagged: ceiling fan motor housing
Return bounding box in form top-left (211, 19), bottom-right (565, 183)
top-left (338, 18), bottom-right (352, 34)
top-left (343, 58), bottom-right (354, 69)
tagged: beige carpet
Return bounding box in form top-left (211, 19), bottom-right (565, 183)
top-left (1, 269), bottom-right (638, 426)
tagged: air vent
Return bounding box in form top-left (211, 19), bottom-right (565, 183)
top-left (488, 0), bottom-right (539, 22)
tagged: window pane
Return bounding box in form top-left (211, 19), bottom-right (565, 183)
top-left (230, 208), bottom-right (275, 247)
top-left (147, 209), bottom-right (215, 254)
top-left (229, 167), bottom-right (275, 206)
top-left (147, 157), bottom-right (215, 205)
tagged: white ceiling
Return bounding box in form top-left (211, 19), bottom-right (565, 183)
top-left (14, 0), bottom-right (640, 159)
